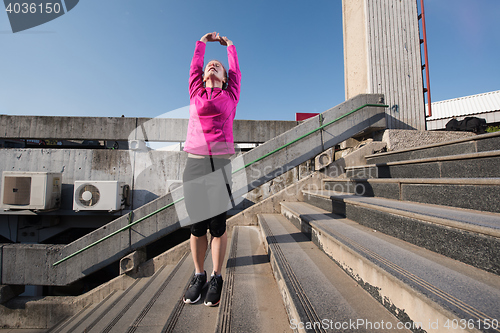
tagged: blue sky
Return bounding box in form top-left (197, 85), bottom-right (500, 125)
top-left (1, 0), bottom-right (499, 121)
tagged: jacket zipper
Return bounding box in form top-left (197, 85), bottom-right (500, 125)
top-left (210, 87), bottom-right (214, 100)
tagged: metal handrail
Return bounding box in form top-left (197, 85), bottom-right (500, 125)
top-left (52, 103), bottom-right (388, 266)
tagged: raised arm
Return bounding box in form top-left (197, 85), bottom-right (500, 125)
top-left (189, 33), bottom-right (216, 98)
top-left (220, 35), bottom-right (240, 101)
top-left (190, 32), bottom-right (226, 97)
top-left (190, 32), bottom-right (240, 99)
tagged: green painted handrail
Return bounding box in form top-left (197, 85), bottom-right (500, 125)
top-left (52, 197), bottom-right (185, 266)
top-left (53, 103), bottom-right (387, 266)
top-left (232, 103), bottom-right (387, 173)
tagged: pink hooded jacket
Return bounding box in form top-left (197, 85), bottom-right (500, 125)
top-left (183, 41), bottom-right (241, 155)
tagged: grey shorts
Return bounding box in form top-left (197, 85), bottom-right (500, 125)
top-left (182, 156), bottom-right (233, 237)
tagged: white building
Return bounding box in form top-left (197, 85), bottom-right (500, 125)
top-left (426, 90), bottom-right (500, 130)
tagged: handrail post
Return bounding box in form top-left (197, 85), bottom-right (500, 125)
top-left (128, 211), bottom-right (133, 248)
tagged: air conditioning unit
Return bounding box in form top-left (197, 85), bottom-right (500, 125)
top-left (1, 171), bottom-right (62, 211)
top-left (73, 181), bottom-right (129, 212)
top-left (314, 148), bottom-right (334, 171)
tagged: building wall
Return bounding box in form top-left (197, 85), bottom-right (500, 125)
top-left (0, 149), bottom-right (188, 211)
top-left (343, 0), bottom-right (426, 130)
top-left (0, 118), bottom-right (300, 243)
top-left (343, 0), bottom-right (369, 99)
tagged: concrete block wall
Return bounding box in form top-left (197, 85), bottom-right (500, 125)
top-left (0, 117), bottom-right (299, 213)
top-left (0, 118), bottom-right (299, 244)
top-left (0, 116), bottom-right (298, 143)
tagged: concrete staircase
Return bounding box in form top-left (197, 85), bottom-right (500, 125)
top-left (47, 252), bottom-right (194, 333)
top-left (41, 227), bottom-right (292, 333)
top-left (323, 131), bottom-right (500, 274)
top-left (278, 131), bottom-right (500, 332)
top-left (35, 132), bottom-right (500, 333)
top-left (3, 118), bottom-right (500, 332)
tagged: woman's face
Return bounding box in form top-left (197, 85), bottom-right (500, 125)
top-left (204, 60), bottom-right (227, 85)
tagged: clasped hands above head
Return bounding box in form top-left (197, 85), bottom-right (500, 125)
top-left (200, 32), bottom-right (233, 46)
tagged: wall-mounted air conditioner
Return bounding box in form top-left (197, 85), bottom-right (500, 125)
top-left (314, 147), bottom-right (334, 171)
top-left (73, 181), bottom-right (129, 212)
top-left (1, 171), bottom-right (62, 211)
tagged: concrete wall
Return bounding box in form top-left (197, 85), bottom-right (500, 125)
top-left (0, 149), bottom-right (180, 209)
top-left (0, 118), bottom-right (299, 210)
top-left (0, 117), bottom-right (298, 243)
top-left (343, 0), bottom-right (425, 130)
top-left (0, 149), bottom-right (186, 243)
top-left (0, 116), bottom-right (298, 143)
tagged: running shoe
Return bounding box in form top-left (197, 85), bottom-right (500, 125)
top-left (183, 271), bottom-right (206, 304)
top-left (204, 274), bottom-right (223, 306)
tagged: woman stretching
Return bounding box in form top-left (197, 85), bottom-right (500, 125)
top-left (182, 32), bottom-right (241, 306)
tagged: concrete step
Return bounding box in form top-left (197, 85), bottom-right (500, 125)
top-left (214, 226), bottom-right (291, 333)
top-left (46, 289), bottom-right (125, 333)
top-left (366, 131), bottom-right (500, 165)
top-left (110, 251), bottom-right (195, 333)
top-left (280, 201), bottom-right (500, 333)
top-left (0, 328), bottom-right (46, 333)
top-left (346, 150), bottom-right (500, 179)
top-left (323, 177), bottom-right (500, 213)
top-left (48, 251), bottom-right (194, 333)
top-left (141, 250), bottom-right (217, 333)
top-left (78, 274), bottom-right (157, 333)
top-left (49, 226), bottom-right (292, 333)
top-left (258, 213), bottom-right (410, 333)
top-left (302, 189), bottom-right (500, 275)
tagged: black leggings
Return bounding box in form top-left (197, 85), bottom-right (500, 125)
top-left (182, 156), bottom-right (233, 237)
